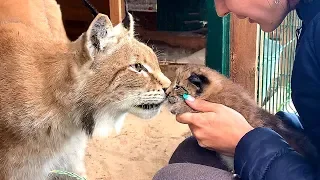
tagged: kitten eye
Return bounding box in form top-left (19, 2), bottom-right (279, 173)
top-left (174, 85), bottom-right (189, 96)
top-left (130, 63), bottom-right (147, 72)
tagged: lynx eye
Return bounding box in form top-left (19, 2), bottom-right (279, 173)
top-left (129, 63), bottom-right (148, 73)
top-left (130, 63), bottom-right (148, 73)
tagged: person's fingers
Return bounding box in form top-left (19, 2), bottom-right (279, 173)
top-left (176, 112), bottom-right (194, 124)
top-left (177, 111), bottom-right (216, 126)
top-left (183, 94), bottom-right (223, 112)
top-left (176, 112), bottom-right (207, 124)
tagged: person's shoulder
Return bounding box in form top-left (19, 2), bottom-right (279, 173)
top-left (296, 0), bottom-right (320, 22)
top-left (311, 11), bottom-right (320, 26)
top-left (299, 10), bottom-right (320, 50)
top-left (310, 12), bottom-right (320, 52)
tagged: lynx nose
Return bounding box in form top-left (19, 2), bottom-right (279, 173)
top-left (162, 88), bottom-right (167, 92)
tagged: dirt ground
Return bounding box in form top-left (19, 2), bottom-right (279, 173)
top-left (85, 107), bottom-right (190, 180)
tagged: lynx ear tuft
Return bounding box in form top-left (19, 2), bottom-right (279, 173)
top-left (121, 0), bottom-right (134, 38)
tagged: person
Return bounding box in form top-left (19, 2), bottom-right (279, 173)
top-left (153, 0), bottom-right (320, 179)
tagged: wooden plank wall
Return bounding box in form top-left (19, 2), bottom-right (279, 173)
top-left (56, 0), bottom-right (110, 21)
top-left (229, 15), bottom-right (258, 100)
top-left (109, 0), bottom-right (125, 25)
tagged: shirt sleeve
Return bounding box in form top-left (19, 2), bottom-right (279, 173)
top-left (234, 127), bottom-right (318, 180)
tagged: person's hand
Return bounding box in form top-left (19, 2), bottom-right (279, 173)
top-left (176, 95), bottom-right (254, 156)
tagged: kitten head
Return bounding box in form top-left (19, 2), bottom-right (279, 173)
top-left (165, 65), bottom-right (225, 115)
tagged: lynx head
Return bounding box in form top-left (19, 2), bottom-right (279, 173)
top-left (74, 11), bottom-right (171, 136)
top-left (165, 65), bottom-right (225, 115)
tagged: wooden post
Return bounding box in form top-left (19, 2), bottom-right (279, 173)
top-left (109, 0), bottom-right (125, 25)
top-left (229, 15), bottom-right (259, 100)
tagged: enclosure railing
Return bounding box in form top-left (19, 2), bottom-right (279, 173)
top-left (256, 11), bottom-right (302, 115)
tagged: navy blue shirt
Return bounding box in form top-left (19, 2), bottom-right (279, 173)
top-left (234, 1), bottom-right (320, 179)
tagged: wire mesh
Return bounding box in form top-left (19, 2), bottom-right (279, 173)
top-left (256, 11), bottom-right (302, 115)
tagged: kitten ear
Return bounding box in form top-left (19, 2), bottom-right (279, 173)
top-left (188, 73), bottom-right (210, 94)
top-left (85, 14), bottom-right (114, 57)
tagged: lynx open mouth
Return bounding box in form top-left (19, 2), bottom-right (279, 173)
top-left (135, 103), bottom-right (161, 110)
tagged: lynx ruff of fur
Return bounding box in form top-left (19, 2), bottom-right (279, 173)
top-left (0, 12), bottom-right (171, 180)
top-left (166, 65), bottom-right (318, 171)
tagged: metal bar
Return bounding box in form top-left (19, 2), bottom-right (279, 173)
top-left (256, 10), bottom-right (302, 113)
top-left (222, 14), bottom-right (230, 76)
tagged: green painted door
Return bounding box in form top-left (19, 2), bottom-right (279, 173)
top-left (157, 0), bottom-right (230, 76)
top-left (205, 0), bottom-right (230, 77)
top-left (157, 0), bottom-right (207, 31)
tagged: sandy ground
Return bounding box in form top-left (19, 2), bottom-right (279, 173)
top-left (85, 107), bottom-right (190, 180)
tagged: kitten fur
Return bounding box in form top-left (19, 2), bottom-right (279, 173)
top-left (166, 64), bottom-right (318, 171)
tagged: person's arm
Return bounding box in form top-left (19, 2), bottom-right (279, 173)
top-left (292, 13), bottom-right (320, 153)
top-left (234, 14), bottom-right (320, 180)
top-left (234, 127), bottom-right (319, 180)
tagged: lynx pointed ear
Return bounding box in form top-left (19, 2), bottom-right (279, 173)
top-left (121, 0), bottom-right (134, 38)
top-left (85, 14), bottom-right (114, 58)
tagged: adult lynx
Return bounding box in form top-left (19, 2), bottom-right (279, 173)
top-left (0, 0), bottom-right (170, 179)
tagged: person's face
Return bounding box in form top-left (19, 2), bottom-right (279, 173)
top-left (214, 0), bottom-right (295, 32)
